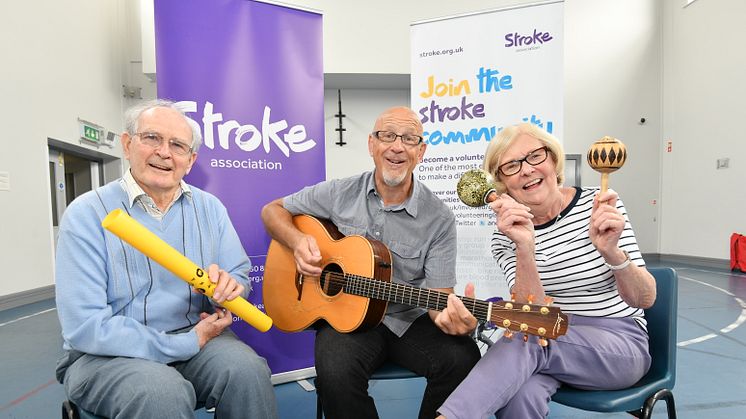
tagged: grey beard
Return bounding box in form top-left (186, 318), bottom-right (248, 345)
top-left (383, 171), bottom-right (407, 187)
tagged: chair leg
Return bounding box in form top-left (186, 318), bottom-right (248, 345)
top-left (62, 400), bottom-right (79, 419)
top-left (315, 377), bottom-right (323, 419)
top-left (634, 389), bottom-right (676, 419)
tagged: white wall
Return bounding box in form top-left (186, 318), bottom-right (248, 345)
top-left (660, 0), bottom-right (746, 259)
top-left (2, 0), bottom-right (739, 302)
top-left (318, 0), bottom-right (663, 254)
top-left (562, 0), bottom-right (662, 253)
top-left (322, 88), bottom-right (409, 180)
top-left (265, 0), bottom-right (515, 75)
top-left (0, 0), bottom-right (126, 299)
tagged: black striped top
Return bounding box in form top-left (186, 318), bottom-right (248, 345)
top-left (490, 187), bottom-right (647, 330)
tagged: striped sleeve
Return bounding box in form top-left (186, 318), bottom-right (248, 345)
top-left (490, 188), bottom-right (646, 329)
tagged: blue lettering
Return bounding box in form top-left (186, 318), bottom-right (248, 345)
top-left (476, 67), bottom-right (513, 93)
top-left (424, 126), bottom-right (498, 146)
top-left (521, 114), bottom-right (554, 134)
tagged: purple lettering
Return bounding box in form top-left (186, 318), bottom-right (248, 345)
top-left (419, 97), bottom-right (486, 123)
top-left (504, 29), bottom-right (553, 48)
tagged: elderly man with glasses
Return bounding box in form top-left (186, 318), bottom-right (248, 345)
top-left (54, 100), bottom-right (278, 418)
top-left (261, 106), bottom-right (481, 419)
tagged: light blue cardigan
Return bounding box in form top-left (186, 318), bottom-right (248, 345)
top-left (55, 180), bottom-right (252, 363)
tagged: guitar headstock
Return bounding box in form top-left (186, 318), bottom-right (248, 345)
top-left (488, 296), bottom-right (568, 346)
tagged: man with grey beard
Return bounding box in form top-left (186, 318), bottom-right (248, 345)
top-left (261, 106), bottom-right (480, 419)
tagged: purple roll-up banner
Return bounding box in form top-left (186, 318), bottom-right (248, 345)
top-left (154, 0), bottom-right (323, 380)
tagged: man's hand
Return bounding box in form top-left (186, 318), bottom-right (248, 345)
top-left (194, 308), bottom-right (233, 348)
top-left (291, 234), bottom-right (323, 277)
top-left (431, 284), bottom-right (478, 336)
top-left (205, 264), bottom-right (244, 304)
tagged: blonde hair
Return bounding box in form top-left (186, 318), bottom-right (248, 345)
top-left (483, 123), bottom-right (565, 195)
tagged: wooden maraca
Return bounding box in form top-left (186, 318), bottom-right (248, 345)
top-left (587, 136), bottom-right (626, 193)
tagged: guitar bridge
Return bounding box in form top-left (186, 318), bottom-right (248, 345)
top-left (295, 273), bottom-right (303, 301)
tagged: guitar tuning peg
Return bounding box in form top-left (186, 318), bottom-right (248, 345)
top-left (538, 338), bottom-right (549, 347)
top-left (527, 294), bottom-right (535, 304)
top-left (544, 296), bottom-right (554, 305)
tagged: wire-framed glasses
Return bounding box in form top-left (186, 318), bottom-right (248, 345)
top-left (134, 132), bottom-right (193, 156)
top-left (373, 130), bottom-right (423, 147)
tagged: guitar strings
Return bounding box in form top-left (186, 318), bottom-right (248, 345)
top-left (318, 269), bottom-right (489, 316)
top-left (307, 269), bottom-right (561, 337)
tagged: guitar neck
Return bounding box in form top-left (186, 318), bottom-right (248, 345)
top-left (343, 273), bottom-right (491, 322)
top-left (340, 271), bottom-right (568, 341)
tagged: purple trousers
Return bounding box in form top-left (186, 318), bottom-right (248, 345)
top-left (438, 315), bottom-right (651, 419)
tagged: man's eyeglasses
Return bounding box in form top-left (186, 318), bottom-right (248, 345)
top-left (373, 131), bottom-right (423, 147)
top-left (134, 132), bottom-right (193, 156)
top-left (498, 146), bottom-right (549, 176)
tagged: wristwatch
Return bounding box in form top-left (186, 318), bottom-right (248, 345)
top-left (605, 250), bottom-right (631, 271)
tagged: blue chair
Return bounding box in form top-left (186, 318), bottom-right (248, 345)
top-left (551, 266), bottom-right (678, 418)
top-left (315, 361), bottom-right (420, 419)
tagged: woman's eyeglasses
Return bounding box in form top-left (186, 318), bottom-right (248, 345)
top-left (498, 146), bottom-right (549, 176)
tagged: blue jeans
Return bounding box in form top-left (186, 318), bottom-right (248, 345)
top-left (314, 313), bottom-right (481, 419)
top-left (59, 330), bottom-right (278, 419)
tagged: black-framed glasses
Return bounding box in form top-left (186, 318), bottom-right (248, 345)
top-left (498, 146), bottom-right (549, 176)
top-left (373, 130), bottom-right (423, 147)
top-left (134, 132), bottom-right (193, 156)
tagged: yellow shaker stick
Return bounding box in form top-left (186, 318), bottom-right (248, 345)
top-left (101, 209), bottom-right (272, 332)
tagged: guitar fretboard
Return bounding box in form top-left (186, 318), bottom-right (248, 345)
top-left (331, 271), bottom-right (492, 322)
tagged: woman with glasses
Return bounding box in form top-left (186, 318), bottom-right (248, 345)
top-left (437, 123), bottom-right (657, 419)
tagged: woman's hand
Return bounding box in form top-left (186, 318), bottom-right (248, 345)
top-left (489, 194), bottom-right (535, 246)
top-left (589, 189), bottom-right (625, 257)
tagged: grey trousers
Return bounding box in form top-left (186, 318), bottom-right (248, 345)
top-left (438, 315), bottom-right (651, 419)
top-left (60, 330), bottom-right (278, 419)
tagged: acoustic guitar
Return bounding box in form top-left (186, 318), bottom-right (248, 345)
top-left (263, 215), bottom-right (568, 343)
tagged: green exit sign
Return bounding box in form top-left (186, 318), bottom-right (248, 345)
top-left (78, 118), bottom-right (106, 147)
top-left (83, 124), bottom-right (100, 143)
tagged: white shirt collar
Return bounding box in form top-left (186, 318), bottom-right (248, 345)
top-left (120, 169), bottom-right (191, 218)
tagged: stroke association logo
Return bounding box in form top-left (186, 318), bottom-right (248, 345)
top-left (504, 28), bottom-right (554, 51)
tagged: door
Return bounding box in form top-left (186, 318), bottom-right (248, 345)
top-left (48, 148), bottom-right (102, 247)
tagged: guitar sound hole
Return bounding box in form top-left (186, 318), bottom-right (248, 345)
top-left (320, 263), bottom-right (345, 297)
